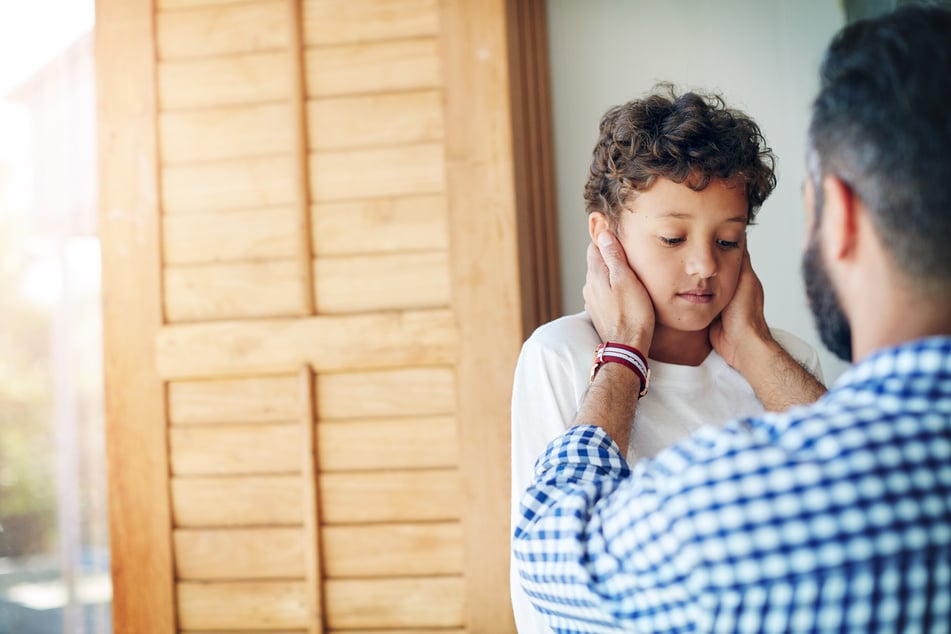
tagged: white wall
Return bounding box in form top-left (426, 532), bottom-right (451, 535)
top-left (546, 0), bottom-right (849, 382)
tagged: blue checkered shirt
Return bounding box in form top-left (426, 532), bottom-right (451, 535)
top-left (514, 337), bottom-right (951, 633)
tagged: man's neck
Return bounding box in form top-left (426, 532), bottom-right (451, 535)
top-left (851, 289), bottom-right (951, 361)
top-left (850, 270), bottom-right (951, 361)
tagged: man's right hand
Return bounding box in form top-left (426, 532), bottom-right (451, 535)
top-left (583, 232), bottom-right (655, 353)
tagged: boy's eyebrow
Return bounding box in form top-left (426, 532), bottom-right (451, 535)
top-left (657, 211), bottom-right (748, 223)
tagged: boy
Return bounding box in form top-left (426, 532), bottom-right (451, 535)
top-left (510, 87), bottom-right (821, 632)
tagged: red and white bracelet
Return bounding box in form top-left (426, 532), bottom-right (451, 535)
top-left (589, 342), bottom-right (650, 398)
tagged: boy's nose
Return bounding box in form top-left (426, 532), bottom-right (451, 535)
top-left (685, 244), bottom-right (717, 278)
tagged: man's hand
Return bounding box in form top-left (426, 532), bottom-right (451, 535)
top-left (709, 249), bottom-right (772, 368)
top-left (583, 232), bottom-right (655, 352)
top-left (710, 249), bottom-right (827, 410)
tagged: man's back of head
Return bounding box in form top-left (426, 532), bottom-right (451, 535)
top-left (809, 5), bottom-right (951, 292)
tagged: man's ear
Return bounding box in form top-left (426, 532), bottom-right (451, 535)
top-left (588, 212), bottom-right (611, 243)
top-left (820, 176), bottom-right (859, 261)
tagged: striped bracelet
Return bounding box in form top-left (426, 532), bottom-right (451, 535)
top-left (589, 342), bottom-right (650, 398)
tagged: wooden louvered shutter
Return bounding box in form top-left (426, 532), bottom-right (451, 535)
top-left (97, 0), bottom-right (558, 632)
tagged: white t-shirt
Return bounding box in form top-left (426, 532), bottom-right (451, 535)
top-left (510, 311), bottom-right (822, 634)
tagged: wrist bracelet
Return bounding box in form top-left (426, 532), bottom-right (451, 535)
top-left (589, 342), bottom-right (650, 398)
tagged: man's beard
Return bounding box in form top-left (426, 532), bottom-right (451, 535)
top-left (801, 231), bottom-right (853, 361)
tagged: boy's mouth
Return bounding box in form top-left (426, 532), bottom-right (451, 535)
top-left (677, 291), bottom-right (714, 304)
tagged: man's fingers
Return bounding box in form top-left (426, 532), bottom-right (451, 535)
top-left (742, 249), bottom-right (754, 275)
top-left (596, 231), bottom-right (629, 284)
top-left (586, 240), bottom-right (606, 276)
top-left (584, 241), bottom-right (606, 312)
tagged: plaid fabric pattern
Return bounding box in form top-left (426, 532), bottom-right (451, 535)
top-left (514, 337), bottom-right (951, 633)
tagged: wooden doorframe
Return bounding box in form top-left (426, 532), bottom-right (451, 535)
top-left (96, 1), bottom-right (559, 631)
top-left (439, 0), bottom-right (560, 629)
top-left (96, 0), bottom-right (176, 631)
top-left (506, 0), bottom-right (562, 337)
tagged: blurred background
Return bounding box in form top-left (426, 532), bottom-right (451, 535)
top-left (0, 1), bottom-right (110, 633)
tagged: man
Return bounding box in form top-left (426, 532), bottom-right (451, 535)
top-left (513, 6), bottom-right (951, 632)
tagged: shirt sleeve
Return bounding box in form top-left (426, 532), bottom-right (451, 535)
top-left (513, 425), bottom-right (705, 633)
top-left (510, 336), bottom-right (584, 634)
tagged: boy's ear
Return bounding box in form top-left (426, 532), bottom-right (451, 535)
top-left (588, 212), bottom-right (611, 242)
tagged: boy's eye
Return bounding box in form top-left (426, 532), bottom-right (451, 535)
top-left (660, 237), bottom-right (685, 246)
top-left (717, 239), bottom-right (741, 249)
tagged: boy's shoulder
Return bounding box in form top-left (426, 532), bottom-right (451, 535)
top-left (525, 311), bottom-right (601, 352)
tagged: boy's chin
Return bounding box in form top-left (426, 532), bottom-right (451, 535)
top-left (655, 316), bottom-right (717, 334)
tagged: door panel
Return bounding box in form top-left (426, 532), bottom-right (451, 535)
top-left (99, 0), bottom-right (557, 631)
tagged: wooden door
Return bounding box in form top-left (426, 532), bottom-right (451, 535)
top-left (97, 0), bottom-right (557, 632)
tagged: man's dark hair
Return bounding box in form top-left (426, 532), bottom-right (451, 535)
top-left (809, 5), bottom-right (951, 287)
top-left (585, 85), bottom-right (776, 228)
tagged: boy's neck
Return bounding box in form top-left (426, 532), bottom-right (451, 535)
top-left (648, 325), bottom-right (711, 366)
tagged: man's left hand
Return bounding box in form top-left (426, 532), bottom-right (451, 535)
top-left (709, 249), bottom-right (772, 369)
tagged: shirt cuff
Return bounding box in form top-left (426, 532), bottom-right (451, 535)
top-left (533, 424), bottom-right (631, 482)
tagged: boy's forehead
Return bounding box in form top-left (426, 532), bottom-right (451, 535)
top-left (623, 176), bottom-right (749, 221)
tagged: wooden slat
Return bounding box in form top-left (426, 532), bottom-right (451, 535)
top-left (303, 0), bottom-right (438, 46)
top-left (160, 104), bottom-right (295, 165)
top-left (171, 476), bottom-right (302, 527)
top-left (310, 144), bottom-right (445, 202)
top-left (159, 0), bottom-right (258, 8)
top-left (304, 39), bottom-right (440, 98)
top-left (172, 469), bottom-right (461, 528)
top-left (169, 375), bottom-right (299, 425)
top-left (317, 416), bottom-right (457, 471)
top-left (322, 522), bottom-right (463, 577)
top-left (174, 522), bottom-right (464, 581)
top-left (327, 630), bottom-right (463, 634)
top-left (298, 366), bottom-right (325, 634)
top-left (313, 251), bottom-right (450, 313)
top-left (177, 580), bottom-right (308, 630)
top-left (178, 631), bottom-right (460, 634)
top-left (156, 310), bottom-right (457, 379)
top-left (181, 631), bottom-right (304, 634)
top-left (180, 627), bottom-right (466, 634)
top-left (173, 527), bottom-right (305, 580)
top-left (96, 0), bottom-right (175, 630)
top-left (307, 90), bottom-right (444, 151)
top-left (179, 629), bottom-right (304, 634)
top-left (162, 207), bottom-right (298, 265)
top-left (324, 577), bottom-right (465, 629)
top-left (316, 367), bottom-right (454, 420)
top-left (311, 195), bottom-right (448, 257)
top-left (158, 52), bottom-right (291, 110)
top-left (439, 1), bottom-right (525, 630)
top-left (164, 260), bottom-right (304, 322)
top-left (157, 1), bottom-right (289, 60)
top-left (180, 630), bottom-right (462, 634)
top-left (162, 155), bottom-right (295, 215)
top-left (319, 469), bottom-right (461, 524)
top-left (288, 0), bottom-right (316, 318)
top-left (170, 423), bottom-right (300, 475)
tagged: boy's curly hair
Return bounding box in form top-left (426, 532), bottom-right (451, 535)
top-left (585, 85), bottom-right (776, 227)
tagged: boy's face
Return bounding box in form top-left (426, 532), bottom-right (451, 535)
top-left (591, 177), bottom-right (748, 334)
